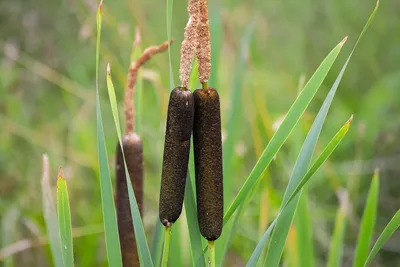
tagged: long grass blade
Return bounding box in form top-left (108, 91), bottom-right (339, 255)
top-left (327, 190), bottom-right (349, 267)
top-left (295, 194), bottom-right (314, 267)
top-left (106, 65), bottom-right (154, 267)
top-left (364, 209), bottom-right (400, 266)
top-left (353, 170), bottom-right (380, 267)
top-left (246, 117), bottom-right (351, 266)
top-left (41, 155), bottom-right (63, 267)
top-left (263, 3), bottom-right (378, 264)
top-left (224, 37), bottom-right (345, 225)
top-left (96, 2), bottom-right (123, 266)
top-left (57, 170), bottom-right (74, 267)
top-left (184, 172), bottom-right (206, 267)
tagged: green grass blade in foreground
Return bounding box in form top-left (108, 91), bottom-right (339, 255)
top-left (353, 170), bottom-right (379, 267)
top-left (166, 0), bottom-right (174, 89)
top-left (223, 38), bottom-right (345, 225)
top-left (364, 209), bottom-right (400, 266)
top-left (41, 155), bottom-right (63, 267)
top-left (295, 194), bottom-right (314, 267)
top-left (57, 170), bottom-right (74, 267)
top-left (96, 3), bottom-right (123, 266)
top-left (264, 3), bottom-right (378, 263)
top-left (150, 221), bottom-right (164, 267)
top-left (106, 65), bottom-right (154, 267)
top-left (247, 116), bottom-right (351, 266)
top-left (285, 117), bottom-right (352, 209)
top-left (184, 172), bottom-right (206, 267)
top-left (327, 190), bottom-right (349, 267)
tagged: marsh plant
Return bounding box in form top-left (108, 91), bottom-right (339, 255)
top-left (37, 0), bottom-right (400, 267)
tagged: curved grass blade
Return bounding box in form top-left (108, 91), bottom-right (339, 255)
top-left (327, 190), bottom-right (349, 267)
top-left (184, 172), bottom-right (206, 267)
top-left (41, 155), bottom-right (63, 267)
top-left (57, 170), bottom-right (74, 267)
top-left (284, 117), bottom-right (352, 210)
top-left (264, 3), bottom-right (378, 264)
top-left (223, 37), bottom-right (346, 225)
top-left (96, 2), bottom-right (123, 266)
top-left (106, 65), bottom-right (154, 267)
top-left (295, 194), bottom-right (314, 267)
top-left (353, 170), bottom-right (380, 267)
top-left (246, 117), bottom-right (351, 267)
top-left (364, 209), bottom-right (400, 266)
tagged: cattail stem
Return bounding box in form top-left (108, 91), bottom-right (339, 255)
top-left (201, 82), bottom-right (208, 90)
top-left (208, 241), bottom-right (215, 267)
top-left (161, 226), bottom-right (172, 267)
top-left (125, 39), bottom-right (173, 133)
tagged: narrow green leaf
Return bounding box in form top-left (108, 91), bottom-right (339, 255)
top-left (57, 170), bottom-right (74, 267)
top-left (106, 65), bottom-right (154, 267)
top-left (224, 37), bottom-right (345, 225)
top-left (150, 221), bottom-right (164, 267)
top-left (96, 2), bottom-right (123, 266)
top-left (364, 209), bottom-right (400, 266)
top-left (353, 170), bottom-right (380, 267)
top-left (295, 194), bottom-right (314, 267)
top-left (327, 190), bottom-right (349, 267)
top-left (184, 172), bottom-right (206, 267)
top-left (264, 3), bottom-right (378, 264)
top-left (41, 155), bottom-right (63, 267)
top-left (285, 117), bottom-right (352, 209)
top-left (247, 117), bottom-right (351, 266)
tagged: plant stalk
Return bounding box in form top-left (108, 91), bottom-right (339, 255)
top-left (208, 241), bottom-right (215, 267)
top-left (161, 225), bottom-right (172, 267)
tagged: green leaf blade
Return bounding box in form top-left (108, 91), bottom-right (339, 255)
top-left (42, 155), bottom-right (63, 267)
top-left (57, 171), bottom-right (74, 267)
top-left (106, 66), bottom-right (154, 267)
top-left (353, 171), bottom-right (380, 267)
top-left (223, 37), bottom-right (345, 225)
top-left (96, 2), bottom-right (123, 266)
top-left (327, 190), bottom-right (349, 267)
top-left (364, 209), bottom-right (400, 266)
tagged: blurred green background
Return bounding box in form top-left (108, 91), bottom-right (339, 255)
top-left (0, 0), bottom-right (399, 266)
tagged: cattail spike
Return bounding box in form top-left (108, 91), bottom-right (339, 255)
top-left (196, 0), bottom-right (211, 83)
top-left (179, 0), bottom-right (200, 88)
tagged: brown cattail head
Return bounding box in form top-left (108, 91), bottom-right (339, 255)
top-left (196, 0), bottom-right (211, 83)
top-left (193, 88), bottom-right (223, 241)
top-left (125, 39), bottom-right (173, 133)
top-left (115, 132), bottom-right (143, 267)
top-left (159, 87), bottom-right (194, 226)
top-left (179, 0), bottom-right (200, 88)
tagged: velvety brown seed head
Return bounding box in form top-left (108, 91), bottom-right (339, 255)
top-left (193, 88), bottom-right (223, 241)
top-left (159, 87), bottom-right (194, 226)
top-left (115, 132), bottom-right (143, 267)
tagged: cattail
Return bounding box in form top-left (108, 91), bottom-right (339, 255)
top-left (115, 34), bottom-right (171, 267)
top-left (115, 133), bottom-right (143, 266)
top-left (159, 87), bottom-right (194, 226)
top-left (193, 87), bottom-right (223, 241)
top-left (159, 0), bottom-right (198, 227)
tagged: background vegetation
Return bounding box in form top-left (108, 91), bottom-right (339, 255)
top-left (0, 0), bottom-right (399, 266)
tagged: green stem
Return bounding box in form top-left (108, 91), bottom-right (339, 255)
top-left (161, 226), bottom-right (172, 267)
top-left (208, 241), bottom-right (215, 267)
top-left (202, 82), bottom-right (209, 90)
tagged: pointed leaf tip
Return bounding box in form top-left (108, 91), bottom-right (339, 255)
top-left (347, 114), bottom-right (353, 124)
top-left (340, 36), bottom-right (348, 47)
top-left (58, 167), bottom-right (64, 179)
top-left (107, 63), bottom-right (111, 75)
top-left (373, 168), bottom-right (380, 177)
top-left (99, 0), bottom-right (103, 10)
